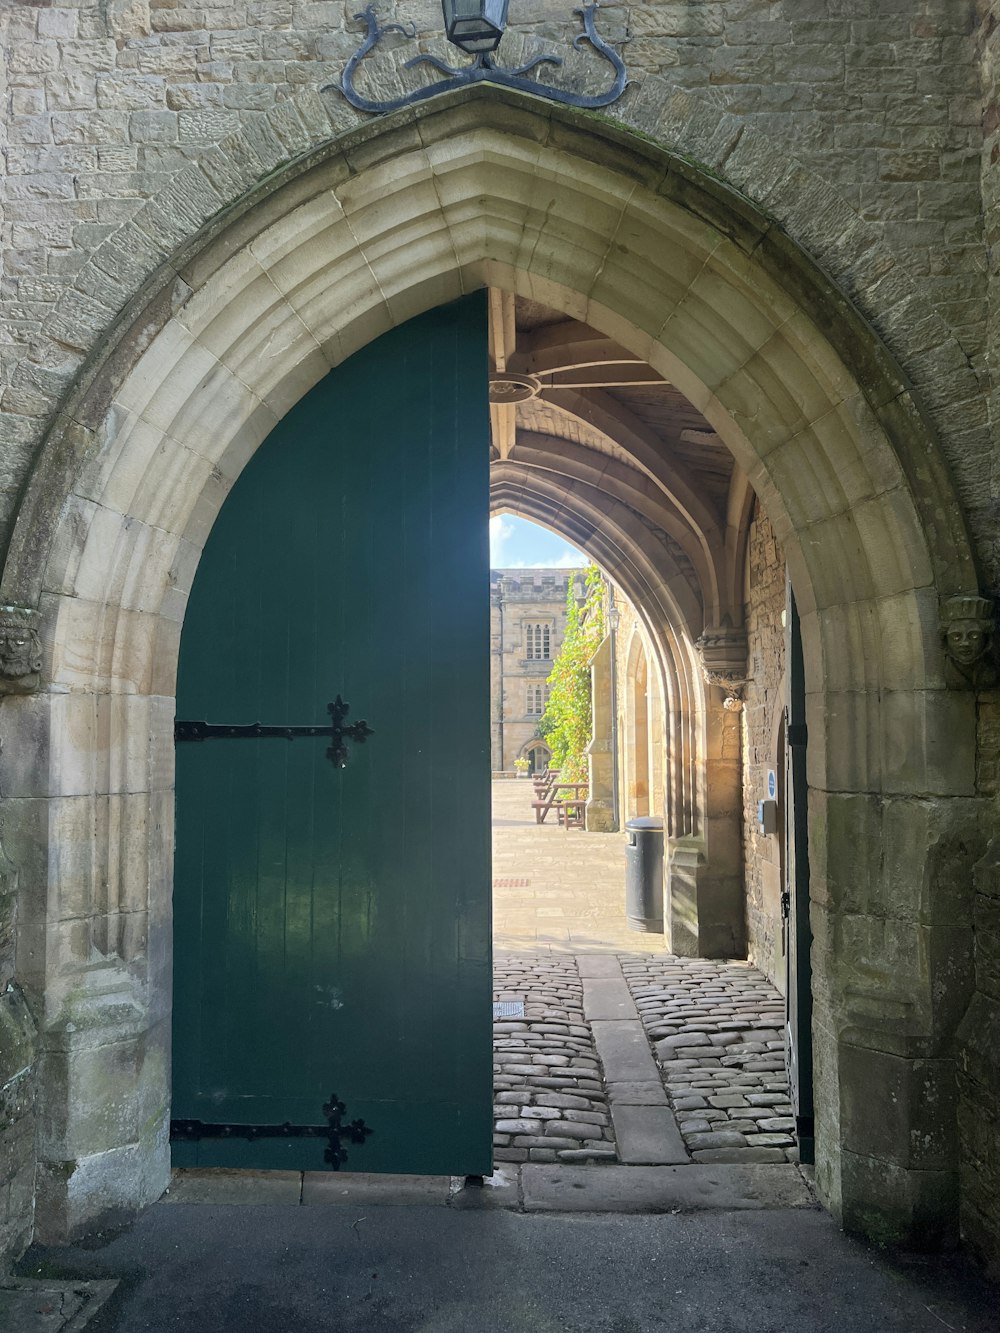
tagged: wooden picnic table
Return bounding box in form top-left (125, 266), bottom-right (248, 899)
top-left (532, 780), bottom-right (589, 825)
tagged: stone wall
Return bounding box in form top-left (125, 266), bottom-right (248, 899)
top-left (0, 840), bottom-right (36, 1271)
top-left (978, 2), bottom-right (1000, 580)
top-left (741, 502), bottom-right (786, 991)
top-left (955, 3), bottom-right (1000, 1273)
top-left (605, 598), bottom-right (640, 809)
top-left (958, 833), bottom-right (1000, 1273)
top-left (0, 0), bottom-right (994, 594)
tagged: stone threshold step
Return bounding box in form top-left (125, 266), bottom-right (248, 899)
top-left (161, 1163), bottom-right (815, 1213)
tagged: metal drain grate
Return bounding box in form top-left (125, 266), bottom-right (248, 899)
top-left (493, 877), bottom-right (530, 888)
top-left (493, 1001), bottom-right (525, 1019)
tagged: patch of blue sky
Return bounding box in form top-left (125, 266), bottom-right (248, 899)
top-left (489, 514), bottom-right (587, 570)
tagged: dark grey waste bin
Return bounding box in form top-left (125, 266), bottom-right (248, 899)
top-left (625, 817), bottom-right (664, 933)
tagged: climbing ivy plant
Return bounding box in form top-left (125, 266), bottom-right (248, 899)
top-left (538, 566), bottom-right (605, 783)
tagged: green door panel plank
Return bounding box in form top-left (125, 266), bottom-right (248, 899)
top-left (172, 294), bottom-right (492, 1175)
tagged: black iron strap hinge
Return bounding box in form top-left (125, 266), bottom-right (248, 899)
top-left (174, 696), bottom-right (373, 768)
top-left (786, 723), bottom-right (808, 749)
top-left (170, 1093), bottom-right (373, 1169)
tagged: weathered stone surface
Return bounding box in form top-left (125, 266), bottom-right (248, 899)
top-left (167, 1170), bottom-right (302, 1205)
top-left (686, 1131), bottom-right (749, 1150)
top-left (612, 1105), bottom-right (689, 1166)
top-left (0, 0), bottom-right (997, 1278)
top-left (520, 1163), bottom-right (814, 1212)
top-left (691, 1148), bottom-right (788, 1164)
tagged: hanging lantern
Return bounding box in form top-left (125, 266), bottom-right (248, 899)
top-left (339, 4), bottom-right (629, 115)
top-left (441, 0), bottom-right (510, 54)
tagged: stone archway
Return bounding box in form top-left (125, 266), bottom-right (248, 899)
top-left (1, 93), bottom-right (983, 1249)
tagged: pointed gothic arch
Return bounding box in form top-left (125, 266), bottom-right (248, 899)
top-left (0, 91), bottom-right (982, 1252)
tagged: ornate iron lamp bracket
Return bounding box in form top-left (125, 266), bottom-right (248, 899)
top-left (336, 4), bottom-right (628, 115)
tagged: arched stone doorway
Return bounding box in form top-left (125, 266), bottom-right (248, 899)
top-left (1, 92), bottom-right (983, 1251)
top-left (522, 744), bottom-right (551, 776)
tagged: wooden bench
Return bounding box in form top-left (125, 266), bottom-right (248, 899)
top-left (558, 793), bottom-right (588, 829)
top-left (531, 786), bottom-right (563, 824)
top-left (533, 767), bottom-right (565, 815)
top-left (532, 780), bottom-right (587, 825)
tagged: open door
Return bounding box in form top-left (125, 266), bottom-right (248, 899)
top-left (784, 582), bottom-right (814, 1164)
top-left (171, 295), bottom-right (493, 1176)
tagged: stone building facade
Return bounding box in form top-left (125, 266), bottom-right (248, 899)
top-left (489, 567), bottom-right (585, 774)
top-left (0, 0), bottom-right (999, 1279)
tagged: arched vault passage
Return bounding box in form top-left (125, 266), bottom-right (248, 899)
top-left (1, 94), bottom-right (982, 1252)
top-left (490, 466), bottom-right (703, 638)
top-left (508, 431), bottom-right (723, 625)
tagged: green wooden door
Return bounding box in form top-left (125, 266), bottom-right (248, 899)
top-left (171, 295), bottom-right (492, 1175)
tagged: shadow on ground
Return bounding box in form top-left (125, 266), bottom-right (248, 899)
top-left (19, 1203), bottom-right (998, 1333)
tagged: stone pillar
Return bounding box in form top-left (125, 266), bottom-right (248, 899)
top-left (956, 818), bottom-right (1000, 1264)
top-left (586, 634), bottom-right (615, 832)
top-left (664, 689), bottom-right (744, 959)
top-left (805, 683), bottom-right (982, 1250)
top-left (664, 627), bottom-right (747, 959)
top-left (0, 834), bottom-right (37, 1266)
top-left (1, 685), bottom-right (172, 1244)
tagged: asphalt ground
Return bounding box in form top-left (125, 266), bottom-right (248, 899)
top-left (19, 1202), bottom-right (999, 1333)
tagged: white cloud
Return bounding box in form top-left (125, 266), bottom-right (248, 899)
top-left (502, 552), bottom-right (587, 570)
top-left (489, 512), bottom-right (587, 569)
top-left (489, 515), bottom-right (514, 564)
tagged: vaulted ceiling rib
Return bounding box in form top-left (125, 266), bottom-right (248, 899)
top-left (488, 292), bottom-right (749, 634)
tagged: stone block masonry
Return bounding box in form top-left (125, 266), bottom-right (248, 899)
top-left (0, 842), bottom-right (36, 1272)
top-left (0, 1), bottom-right (994, 595)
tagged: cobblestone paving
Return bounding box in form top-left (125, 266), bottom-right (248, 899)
top-left (491, 782), bottom-right (797, 1170)
top-left (493, 954), bottom-right (617, 1165)
top-left (620, 956), bottom-right (798, 1164)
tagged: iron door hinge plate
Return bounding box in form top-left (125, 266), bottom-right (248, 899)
top-left (175, 695), bottom-right (373, 768)
top-left (170, 1092), bottom-right (373, 1169)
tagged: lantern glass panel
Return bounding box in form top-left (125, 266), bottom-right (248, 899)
top-left (442, 0), bottom-right (509, 53)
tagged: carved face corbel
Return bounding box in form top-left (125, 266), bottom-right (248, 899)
top-left (0, 605), bottom-right (42, 695)
top-left (940, 594), bottom-right (997, 689)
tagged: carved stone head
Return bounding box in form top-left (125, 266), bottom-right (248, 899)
top-left (941, 594), bottom-right (996, 688)
top-left (0, 605), bottom-right (42, 694)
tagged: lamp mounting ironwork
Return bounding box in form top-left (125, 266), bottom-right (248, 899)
top-left (336, 3), bottom-right (628, 115)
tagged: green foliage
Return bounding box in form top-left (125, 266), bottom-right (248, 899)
top-left (540, 566), bottom-right (605, 784)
